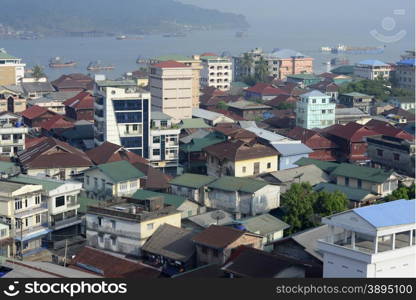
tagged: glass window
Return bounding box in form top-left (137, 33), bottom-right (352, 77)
top-left (147, 223), bottom-right (154, 230)
top-left (35, 195), bottom-right (41, 205)
top-left (55, 196), bottom-right (65, 207)
top-left (267, 162), bottom-right (271, 169)
top-left (153, 149), bottom-right (160, 156)
top-left (377, 149), bottom-right (383, 157)
top-left (393, 153), bottom-right (400, 161)
top-left (345, 177), bottom-right (349, 186)
top-left (153, 136), bottom-right (160, 143)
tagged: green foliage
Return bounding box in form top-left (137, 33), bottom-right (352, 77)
top-left (216, 101), bottom-right (228, 110)
top-left (339, 79), bottom-right (414, 101)
top-left (281, 183), bottom-right (318, 235)
top-left (32, 65), bottom-right (45, 80)
top-left (254, 57), bottom-right (269, 83)
top-left (314, 190), bottom-right (349, 217)
top-left (274, 102), bottom-right (295, 110)
top-left (383, 183), bottom-right (415, 202)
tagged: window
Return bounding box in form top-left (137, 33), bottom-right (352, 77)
top-left (120, 183), bottom-right (128, 191)
top-left (152, 149), bottom-right (160, 156)
top-left (358, 179), bottom-right (362, 189)
top-left (94, 177), bottom-right (98, 188)
top-left (322, 99), bottom-right (326, 104)
top-left (15, 200), bottom-right (22, 210)
top-left (153, 136), bottom-right (161, 143)
top-left (377, 149), bottom-right (383, 157)
top-left (312, 99), bottom-right (316, 104)
top-left (35, 195), bottom-right (41, 205)
top-left (86, 175), bottom-right (90, 185)
top-left (393, 153), bottom-right (400, 161)
top-left (0, 229), bottom-right (7, 237)
top-left (101, 179), bottom-right (106, 188)
top-left (110, 220), bottom-right (116, 229)
top-left (242, 166), bottom-right (246, 173)
top-left (111, 236), bottom-right (116, 246)
top-left (147, 223), bottom-right (154, 230)
top-left (267, 162), bottom-right (271, 169)
top-left (55, 196), bottom-right (65, 207)
top-left (201, 246), bottom-right (208, 254)
top-left (35, 214), bottom-right (41, 224)
top-left (322, 110), bottom-right (326, 114)
top-left (212, 249), bottom-right (219, 257)
top-left (98, 217), bottom-right (102, 226)
top-left (345, 177), bottom-right (349, 186)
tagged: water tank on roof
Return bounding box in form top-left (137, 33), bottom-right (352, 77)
top-left (15, 122), bottom-right (22, 128)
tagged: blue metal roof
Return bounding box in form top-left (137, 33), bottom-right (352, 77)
top-left (397, 58), bottom-right (416, 66)
top-left (272, 143), bottom-right (313, 156)
top-left (357, 59), bottom-right (389, 67)
top-left (353, 199), bottom-right (415, 228)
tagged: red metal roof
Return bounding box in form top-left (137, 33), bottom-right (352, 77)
top-left (40, 115), bottom-right (75, 131)
top-left (325, 122), bottom-right (380, 142)
top-left (286, 126), bottom-right (338, 149)
top-left (21, 105), bottom-right (49, 119)
top-left (151, 60), bottom-right (188, 68)
top-left (245, 83), bottom-right (288, 96)
top-left (63, 91), bottom-right (94, 110)
top-left (85, 141), bottom-right (148, 165)
top-left (200, 52), bottom-right (218, 57)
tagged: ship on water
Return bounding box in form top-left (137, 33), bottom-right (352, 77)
top-left (321, 44), bottom-right (385, 54)
top-left (87, 61), bottom-right (114, 71)
top-left (49, 57), bottom-right (76, 68)
top-left (163, 32), bottom-right (187, 38)
top-left (116, 35), bottom-right (144, 40)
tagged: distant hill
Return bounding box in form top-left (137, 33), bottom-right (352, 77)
top-left (1, 0), bottom-right (249, 35)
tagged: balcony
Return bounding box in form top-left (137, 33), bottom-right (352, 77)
top-left (87, 222), bottom-right (140, 239)
top-left (14, 202), bottom-right (48, 219)
top-left (51, 216), bottom-right (81, 230)
top-left (14, 223), bottom-right (50, 241)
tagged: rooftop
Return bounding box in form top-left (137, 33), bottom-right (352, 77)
top-left (7, 174), bottom-right (67, 192)
top-left (314, 182), bottom-right (374, 202)
top-left (180, 118), bottom-right (211, 129)
top-left (300, 90), bottom-right (330, 98)
top-left (169, 173), bottom-right (216, 189)
top-left (151, 60), bottom-right (188, 68)
top-left (330, 163), bottom-right (394, 183)
top-left (356, 59), bottom-right (389, 67)
top-left (268, 48), bottom-right (308, 59)
top-left (295, 157), bottom-right (339, 173)
top-left (227, 100), bottom-right (271, 110)
top-left (207, 176), bottom-right (268, 193)
top-left (131, 189), bottom-right (186, 209)
top-left (94, 160), bottom-right (145, 182)
top-left (341, 92), bottom-right (372, 98)
top-left (239, 214), bottom-right (290, 236)
top-left (192, 225), bottom-right (255, 249)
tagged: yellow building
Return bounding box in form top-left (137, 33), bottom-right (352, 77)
top-left (204, 139), bottom-right (279, 177)
top-left (0, 49), bottom-right (25, 85)
top-left (149, 54), bottom-right (202, 107)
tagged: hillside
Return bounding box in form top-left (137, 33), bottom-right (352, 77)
top-left (1, 0), bottom-right (249, 35)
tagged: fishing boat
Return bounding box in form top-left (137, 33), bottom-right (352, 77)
top-left (321, 44), bottom-right (386, 54)
top-left (87, 61), bottom-right (114, 71)
top-left (49, 57), bottom-right (76, 68)
top-left (116, 35), bottom-right (127, 40)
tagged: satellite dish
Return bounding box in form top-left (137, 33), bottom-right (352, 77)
top-left (210, 210), bottom-right (226, 225)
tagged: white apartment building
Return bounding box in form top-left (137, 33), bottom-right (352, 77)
top-left (200, 53), bottom-right (232, 91)
top-left (296, 90), bottom-right (335, 129)
top-left (0, 49), bottom-right (25, 85)
top-left (85, 197), bottom-right (181, 256)
top-left (0, 112), bottom-right (28, 157)
top-left (150, 111), bottom-right (180, 172)
top-left (9, 175), bottom-right (82, 233)
top-left (0, 181), bottom-right (50, 257)
top-left (94, 79), bottom-right (151, 158)
top-left (149, 61), bottom-right (193, 122)
top-left (354, 59), bottom-right (391, 80)
top-left (318, 199), bottom-right (416, 278)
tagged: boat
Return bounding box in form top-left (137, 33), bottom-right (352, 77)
top-left (116, 35), bottom-right (127, 40)
top-left (163, 32), bottom-right (186, 38)
top-left (320, 46), bottom-right (332, 52)
top-left (49, 57), bottom-right (76, 68)
top-left (331, 44), bottom-right (385, 54)
top-left (87, 61), bottom-right (114, 71)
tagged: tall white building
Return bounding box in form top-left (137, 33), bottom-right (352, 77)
top-left (200, 53), bottom-right (232, 91)
top-left (0, 49), bottom-right (25, 86)
top-left (296, 90), bottom-right (335, 129)
top-left (354, 59), bottom-right (391, 80)
top-left (149, 111), bottom-right (180, 172)
top-left (0, 112), bottom-right (28, 157)
top-left (318, 199), bottom-right (416, 278)
top-left (149, 61), bottom-right (193, 122)
top-left (94, 79), bottom-right (151, 158)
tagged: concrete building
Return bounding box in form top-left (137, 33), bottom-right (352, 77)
top-left (296, 90), bottom-right (335, 129)
top-left (8, 175), bottom-right (82, 235)
top-left (0, 85), bottom-right (27, 113)
top-left (94, 79), bottom-right (150, 158)
top-left (339, 92), bottom-right (373, 114)
top-left (318, 200), bottom-right (416, 278)
top-left (367, 135), bottom-right (415, 177)
top-left (0, 181), bottom-right (49, 257)
top-left (354, 60), bottom-right (391, 80)
top-left (149, 111), bottom-right (180, 172)
top-left (86, 197), bottom-right (181, 256)
top-left (200, 53), bottom-right (232, 91)
top-left (335, 107), bottom-right (371, 125)
top-left (388, 96), bottom-right (416, 111)
top-left (0, 112), bottom-right (28, 157)
top-left (149, 61), bottom-right (193, 122)
top-left (395, 58), bottom-right (415, 91)
top-left (83, 160), bottom-right (145, 200)
top-left (149, 55), bottom-right (202, 107)
top-left (233, 48), bottom-right (313, 81)
top-left (0, 222), bottom-right (12, 262)
top-left (0, 49), bottom-right (25, 85)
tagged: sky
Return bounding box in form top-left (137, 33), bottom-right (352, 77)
top-left (179, 0), bottom-right (415, 35)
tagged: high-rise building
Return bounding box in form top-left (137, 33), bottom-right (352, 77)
top-left (94, 79), bottom-right (150, 158)
top-left (0, 49), bottom-right (25, 85)
top-left (149, 61), bottom-right (193, 122)
top-left (149, 55), bottom-right (202, 107)
top-left (200, 53), bottom-right (232, 91)
top-left (296, 90), bottom-right (335, 129)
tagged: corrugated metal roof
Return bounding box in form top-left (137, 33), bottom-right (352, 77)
top-left (314, 182), bottom-right (373, 202)
top-left (300, 90), bottom-right (329, 98)
top-left (207, 176), bottom-right (268, 193)
top-left (272, 143), bottom-right (313, 156)
top-left (240, 214), bottom-right (289, 235)
top-left (356, 59), bottom-right (389, 67)
top-left (353, 199), bottom-right (415, 228)
top-left (95, 160), bottom-right (145, 182)
top-left (170, 173), bottom-right (216, 189)
top-left (131, 189), bottom-right (186, 208)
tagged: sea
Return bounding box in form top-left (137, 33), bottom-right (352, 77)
top-left (1, 22), bottom-right (414, 81)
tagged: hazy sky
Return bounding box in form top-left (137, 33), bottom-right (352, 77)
top-left (179, 0), bottom-right (415, 29)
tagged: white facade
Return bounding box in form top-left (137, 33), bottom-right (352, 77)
top-left (0, 112), bottom-right (28, 157)
top-left (296, 90), bottom-right (335, 129)
top-left (318, 200), bottom-right (416, 278)
top-left (354, 61), bottom-right (391, 80)
top-left (149, 64), bottom-right (193, 122)
top-left (94, 80), bottom-right (151, 158)
top-left (0, 49), bottom-right (25, 85)
top-left (200, 55), bottom-right (232, 91)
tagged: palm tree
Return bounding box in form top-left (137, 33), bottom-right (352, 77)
top-left (254, 57), bottom-right (269, 83)
top-left (240, 53), bottom-right (254, 77)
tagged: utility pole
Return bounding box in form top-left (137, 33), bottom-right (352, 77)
top-left (20, 219), bottom-right (23, 260)
top-left (63, 239), bottom-right (68, 267)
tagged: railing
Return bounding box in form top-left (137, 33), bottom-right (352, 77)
top-left (52, 216), bottom-right (81, 229)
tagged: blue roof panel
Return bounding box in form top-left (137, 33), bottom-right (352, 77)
top-left (397, 58), bottom-right (416, 66)
top-left (353, 199), bottom-right (415, 228)
top-left (272, 143), bottom-right (313, 156)
top-left (357, 59), bottom-right (389, 67)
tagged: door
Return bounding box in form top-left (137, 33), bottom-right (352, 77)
top-left (253, 162), bottom-right (260, 175)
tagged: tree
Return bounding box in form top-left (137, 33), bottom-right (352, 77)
top-left (254, 57), bottom-right (269, 83)
top-left (314, 190), bottom-right (349, 217)
top-left (384, 183), bottom-right (415, 202)
top-left (216, 101), bottom-right (228, 110)
top-left (280, 183), bottom-right (317, 234)
top-left (241, 53), bottom-right (254, 76)
top-left (32, 65), bottom-right (45, 81)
